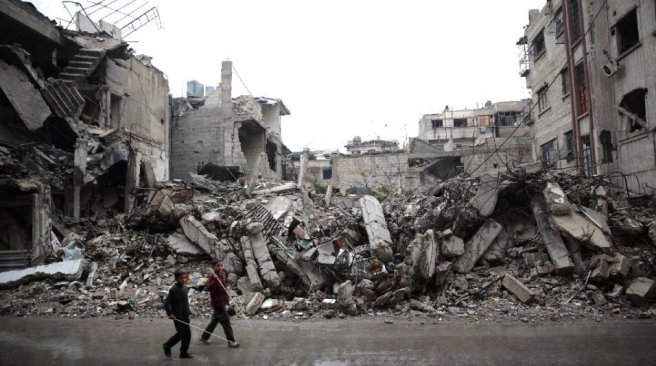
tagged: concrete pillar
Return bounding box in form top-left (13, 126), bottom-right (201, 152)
top-left (72, 138), bottom-right (87, 218)
top-left (124, 147), bottom-right (141, 214)
top-left (220, 60), bottom-right (232, 116)
top-left (298, 148), bottom-right (310, 187)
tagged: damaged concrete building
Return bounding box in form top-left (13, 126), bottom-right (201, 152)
top-left (170, 61), bottom-right (291, 182)
top-left (0, 0), bottom-right (169, 268)
top-left (520, 0), bottom-right (656, 193)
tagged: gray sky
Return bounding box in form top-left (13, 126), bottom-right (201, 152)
top-left (32, 0), bottom-right (545, 152)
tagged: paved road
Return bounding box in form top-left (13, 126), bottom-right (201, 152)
top-left (0, 317), bottom-right (655, 365)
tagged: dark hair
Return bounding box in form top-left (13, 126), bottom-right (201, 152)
top-left (211, 259), bottom-right (223, 267)
top-left (174, 268), bottom-right (187, 279)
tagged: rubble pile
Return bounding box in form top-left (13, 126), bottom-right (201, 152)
top-left (1, 162), bottom-right (655, 323)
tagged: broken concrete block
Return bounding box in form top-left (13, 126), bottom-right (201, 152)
top-left (434, 261), bottom-right (452, 287)
top-left (0, 60), bottom-right (51, 132)
top-left (552, 206), bottom-right (612, 252)
top-left (441, 231), bottom-right (464, 258)
top-left (260, 298), bottom-right (284, 313)
top-left (453, 219), bottom-right (503, 273)
top-left (245, 292), bottom-right (266, 315)
top-left (620, 217), bottom-right (644, 236)
top-left (179, 215), bottom-right (217, 255)
top-left (240, 236), bottom-right (263, 292)
top-left (336, 280), bottom-right (357, 315)
top-left (85, 261), bottom-right (98, 288)
top-left (470, 173), bottom-right (507, 217)
top-left (265, 196), bottom-right (293, 220)
top-left (166, 232), bottom-right (205, 257)
top-left (158, 195), bottom-right (175, 219)
top-left (247, 223), bottom-right (281, 289)
top-left (530, 197), bottom-right (574, 274)
top-left (359, 195), bottom-right (393, 262)
top-left (625, 277), bottom-right (655, 306)
top-left (590, 255), bottom-right (611, 282)
top-left (502, 273), bottom-right (534, 303)
top-left (608, 254), bottom-right (632, 278)
top-left (411, 230), bottom-right (438, 280)
top-left (481, 227), bottom-right (509, 264)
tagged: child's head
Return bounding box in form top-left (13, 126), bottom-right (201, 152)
top-left (212, 260), bottom-right (224, 273)
top-left (174, 268), bottom-right (189, 284)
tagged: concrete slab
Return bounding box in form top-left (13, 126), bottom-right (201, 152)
top-left (441, 230), bottom-right (465, 258)
top-left (179, 215), bottom-right (217, 255)
top-left (470, 174), bottom-right (507, 217)
top-left (552, 206), bottom-right (612, 252)
top-left (359, 195), bottom-right (393, 262)
top-left (530, 198), bottom-right (574, 274)
top-left (0, 60), bottom-right (50, 131)
top-left (165, 232), bottom-right (205, 257)
top-left (0, 259), bottom-right (84, 288)
top-left (453, 219), bottom-right (503, 273)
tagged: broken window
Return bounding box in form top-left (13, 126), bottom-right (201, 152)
top-left (599, 130), bottom-right (613, 163)
top-left (554, 7), bottom-right (565, 36)
top-left (564, 130), bottom-right (575, 160)
top-left (110, 93), bottom-right (122, 127)
top-left (540, 139), bottom-right (557, 167)
top-left (568, 0), bottom-right (582, 43)
top-left (538, 85), bottom-right (550, 113)
top-left (574, 62), bottom-right (588, 115)
top-left (614, 8), bottom-right (640, 56)
top-left (431, 119), bottom-right (443, 128)
top-left (561, 67), bottom-right (570, 95)
top-left (453, 118), bottom-right (467, 128)
top-left (496, 111), bottom-right (521, 126)
top-left (322, 168), bottom-right (332, 180)
top-left (531, 29), bottom-right (546, 60)
top-left (619, 88), bottom-right (647, 133)
top-left (266, 140), bottom-right (277, 172)
top-left (581, 135), bottom-right (593, 177)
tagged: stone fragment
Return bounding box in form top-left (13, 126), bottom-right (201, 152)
top-left (166, 232), bottom-right (205, 257)
top-left (179, 215), bottom-right (217, 255)
top-left (336, 280), bottom-right (357, 315)
top-left (470, 173), bottom-right (506, 217)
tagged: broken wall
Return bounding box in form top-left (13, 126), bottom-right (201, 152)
top-left (103, 56), bottom-right (170, 181)
top-left (332, 153), bottom-right (408, 194)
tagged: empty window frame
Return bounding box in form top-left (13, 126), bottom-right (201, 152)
top-left (431, 119), bottom-right (443, 128)
top-left (540, 139), bottom-right (557, 166)
top-left (538, 86), bottom-right (550, 113)
top-left (453, 118), bottom-right (467, 128)
top-left (574, 62), bottom-right (588, 115)
top-left (561, 67), bottom-right (571, 95)
top-left (599, 130), bottom-right (613, 163)
top-left (322, 168), bottom-right (332, 180)
top-left (614, 7), bottom-right (640, 56)
top-left (568, 0), bottom-right (583, 43)
top-left (554, 7), bottom-right (565, 36)
top-left (620, 88), bottom-right (647, 133)
top-left (532, 29), bottom-right (546, 60)
top-left (564, 130), bottom-right (575, 160)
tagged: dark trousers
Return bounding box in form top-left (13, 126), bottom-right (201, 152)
top-left (164, 318), bottom-right (191, 355)
top-left (201, 303), bottom-right (235, 342)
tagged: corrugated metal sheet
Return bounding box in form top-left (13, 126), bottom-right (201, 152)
top-left (41, 79), bottom-right (85, 119)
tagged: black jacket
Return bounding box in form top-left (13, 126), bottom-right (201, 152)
top-left (164, 283), bottom-right (191, 321)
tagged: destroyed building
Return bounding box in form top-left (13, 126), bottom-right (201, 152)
top-left (287, 150), bottom-right (335, 186)
top-left (344, 136), bottom-right (400, 155)
top-left (0, 0), bottom-right (169, 268)
top-left (170, 61), bottom-right (291, 182)
top-left (519, 0), bottom-right (656, 193)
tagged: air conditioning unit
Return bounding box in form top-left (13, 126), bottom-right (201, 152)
top-left (601, 59), bottom-right (622, 77)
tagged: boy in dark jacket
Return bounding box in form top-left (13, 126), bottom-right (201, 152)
top-left (163, 268), bottom-right (194, 359)
top-left (199, 260), bottom-right (239, 347)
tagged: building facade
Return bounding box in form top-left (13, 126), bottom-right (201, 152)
top-left (344, 137), bottom-right (400, 155)
top-left (418, 101), bottom-right (528, 151)
top-left (520, 0), bottom-right (656, 193)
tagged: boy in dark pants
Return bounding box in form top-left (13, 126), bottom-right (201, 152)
top-left (163, 268), bottom-right (194, 359)
top-left (199, 260), bottom-right (239, 347)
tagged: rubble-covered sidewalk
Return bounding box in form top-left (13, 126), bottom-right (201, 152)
top-left (0, 158), bottom-right (655, 323)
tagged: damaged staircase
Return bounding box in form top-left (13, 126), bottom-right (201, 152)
top-left (59, 48), bottom-right (106, 85)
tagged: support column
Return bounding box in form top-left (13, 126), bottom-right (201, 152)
top-left (124, 147), bottom-right (140, 215)
top-left (72, 138), bottom-right (87, 218)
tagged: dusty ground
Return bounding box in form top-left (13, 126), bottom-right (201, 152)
top-left (0, 317), bottom-right (655, 366)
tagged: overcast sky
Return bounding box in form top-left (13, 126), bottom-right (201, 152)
top-left (32, 0), bottom-right (545, 152)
